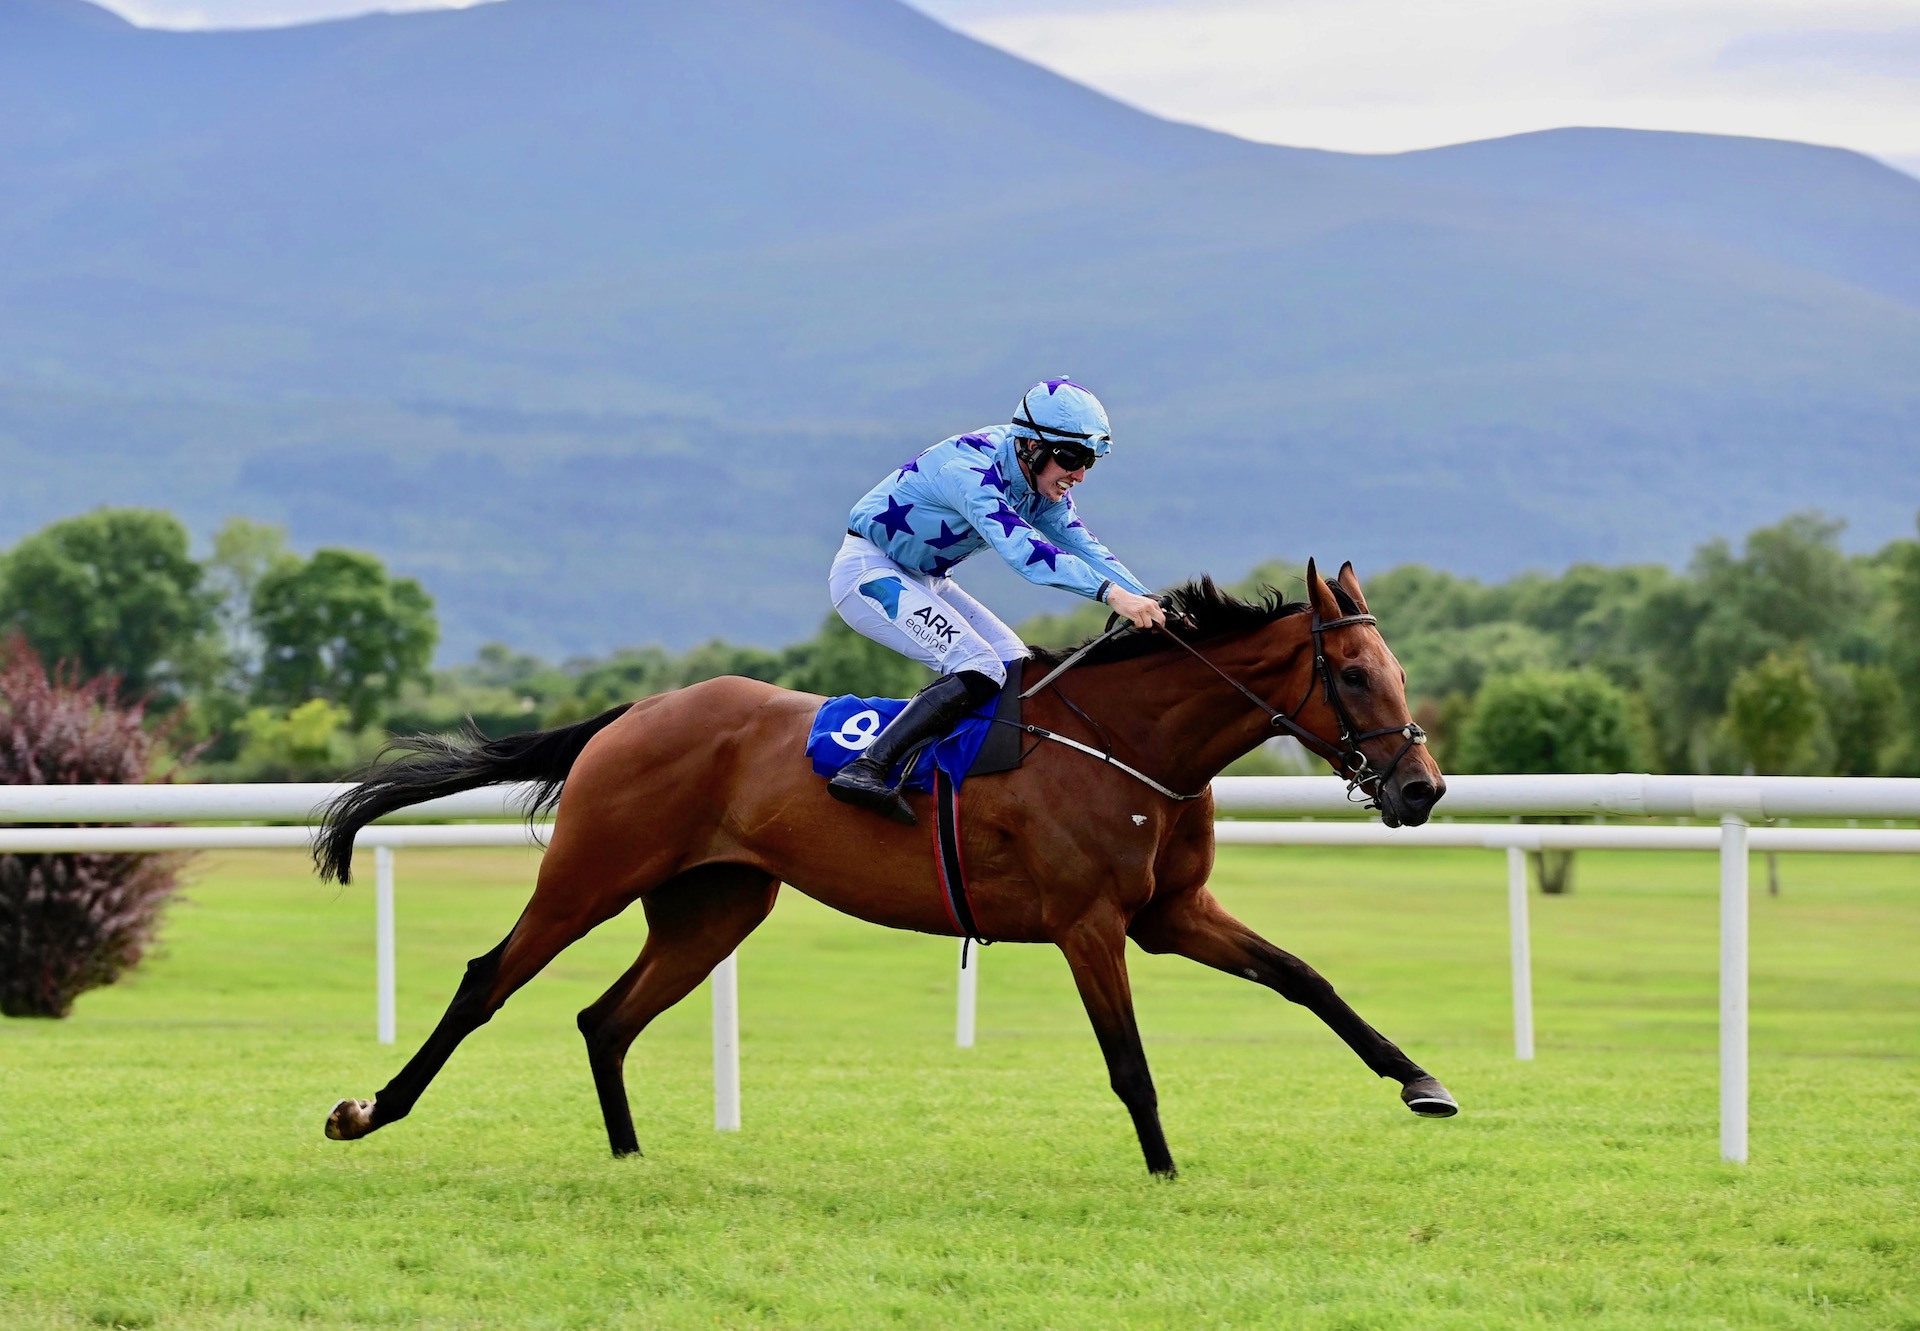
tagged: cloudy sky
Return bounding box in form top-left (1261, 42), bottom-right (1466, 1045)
top-left (95, 0), bottom-right (1920, 175)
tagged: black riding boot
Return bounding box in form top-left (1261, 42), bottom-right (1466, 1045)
top-left (828, 673), bottom-right (979, 825)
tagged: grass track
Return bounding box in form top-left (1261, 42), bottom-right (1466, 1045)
top-left (3, 843), bottom-right (1917, 1329)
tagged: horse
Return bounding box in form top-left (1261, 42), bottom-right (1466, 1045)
top-left (314, 559), bottom-right (1455, 1177)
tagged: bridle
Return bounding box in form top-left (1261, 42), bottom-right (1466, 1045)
top-left (1013, 606), bottom-right (1427, 810)
top-left (1160, 610), bottom-right (1428, 809)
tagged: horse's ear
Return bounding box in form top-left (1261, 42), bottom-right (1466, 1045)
top-left (1305, 558), bottom-right (1341, 621)
top-left (1335, 561), bottom-right (1370, 614)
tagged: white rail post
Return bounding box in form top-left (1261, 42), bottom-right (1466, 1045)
top-left (956, 942), bottom-right (978, 1049)
top-left (1506, 847), bottom-right (1534, 1061)
top-left (374, 846), bottom-right (397, 1045)
top-left (1720, 814), bottom-right (1750, 1163)
top-left (712, 951), bottom-right (740, 1131)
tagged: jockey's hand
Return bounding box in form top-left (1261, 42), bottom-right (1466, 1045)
top-left (1107, 587), bottom-right (1167, 631)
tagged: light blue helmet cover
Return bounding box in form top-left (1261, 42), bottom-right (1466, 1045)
top-left (1012, 377), bottom-right (1112, 458)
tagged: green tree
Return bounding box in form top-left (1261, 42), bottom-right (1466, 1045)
top-left (1636, 512), bottom-right (1862, 771)
top-left (1460, 669), bottom-right (1650, 776)
top-left (229, 699), bottom-right (359, 780)
top-left (543, 646), bottom-right (680, 725)
top-left (0, 509), bottom-right (218, 704)
top-left (205, 517), bottom-right (296, 687)
top-left (1348, 564), bottom-right (1499, 637)
top-left (1460, 669), bottom-right (1650, 894)
top-left (1510, 562), bottom-right (1677, 686)
top-left (1822, 662), bottom-right (1900, 778)
top-left (387, 643), bottom-right (585, 738)
top-left (253, 549), bottom-right (437, 727)
top-left (1722, 648), bottom-right (1827, 897)
top-left (1392, 621), bottom-right (1562, 703)
top-left (672, 639), bottom-right (787, 688)
top-left (1885, 524), bottom-right (1920, 774)
top-left (1723, 650), bottom-right (1824, 776)
top-left (779, 616), bottom-right (929, 698)
top-left (1014, 601), bottom-right (1112, 652)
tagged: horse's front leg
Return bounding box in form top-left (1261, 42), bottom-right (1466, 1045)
top-left (1130, 887), bottom-right (1458, 1117)
top-left (1056, 909), bottom-right (1178, 1177)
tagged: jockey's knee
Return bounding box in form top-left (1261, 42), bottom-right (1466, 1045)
top-left (952, 668), bottom-right (1003, 706)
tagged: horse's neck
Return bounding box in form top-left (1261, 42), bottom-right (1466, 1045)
top-left (1048, 626), bottom-right (1315, 795)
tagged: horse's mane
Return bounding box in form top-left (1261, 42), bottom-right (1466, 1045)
top-left (1027, 576), bottom-right (1319, 669)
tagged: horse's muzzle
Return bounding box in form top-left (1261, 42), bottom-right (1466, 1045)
top-left (1384, 775), bottom-right (1443, 828)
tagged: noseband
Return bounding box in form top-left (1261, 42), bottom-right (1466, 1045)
top-left (1159, 611), bottom-right (1428, 810)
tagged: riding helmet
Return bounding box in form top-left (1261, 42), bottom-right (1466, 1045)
top-left (1011, 378), bottom-right (1112, 459)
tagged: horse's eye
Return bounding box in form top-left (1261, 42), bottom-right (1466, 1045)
top-left (1340, 667), bottom-right (1369, 689)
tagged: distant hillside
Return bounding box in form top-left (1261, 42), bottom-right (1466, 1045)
top-left (2, 0), bottom-right (1916, 657)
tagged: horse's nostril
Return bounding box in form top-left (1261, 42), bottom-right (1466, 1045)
top-left (1401, 780), bottom-right (1435, 810)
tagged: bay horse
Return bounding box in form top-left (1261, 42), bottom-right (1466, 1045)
top-left (315, 559), bottom-right (1456, 1176)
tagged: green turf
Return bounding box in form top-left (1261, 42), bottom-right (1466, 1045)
top-left (3, 843), bottom-right (1917, 1329)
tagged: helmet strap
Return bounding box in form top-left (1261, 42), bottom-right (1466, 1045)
top-left (1014, 436), bottom-right (1045, 481)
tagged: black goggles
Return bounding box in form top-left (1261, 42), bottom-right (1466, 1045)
top-left (1044, 441), bottom-right (1100, 471)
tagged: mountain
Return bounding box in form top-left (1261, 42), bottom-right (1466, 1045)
top-left (2, 0), bottom-right (1916, 658)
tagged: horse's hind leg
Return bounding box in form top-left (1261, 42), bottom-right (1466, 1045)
top-left (576, 865), bottom-right (779, 1157)
top-left (324, 841), bottom-right (646, 1142)
top-left (1129, 888), bottom-right (1459, 1117)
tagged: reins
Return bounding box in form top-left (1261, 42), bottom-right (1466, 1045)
top-left (1019, 621), bottom-right (1129, 700)
top-left (1003, 606), bottom-right (1427, 808)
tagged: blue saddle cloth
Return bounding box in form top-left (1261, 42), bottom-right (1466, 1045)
top-left (806, 694), bottom-right (997, 793)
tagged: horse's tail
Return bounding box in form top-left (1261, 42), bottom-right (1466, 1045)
top-left (313, 704), bottom-right (633, 885)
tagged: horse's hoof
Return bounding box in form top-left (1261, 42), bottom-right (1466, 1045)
top-left (1401, 1075), bottom-right (1458, 1118)
top-left (325, 1097), bottom-right (377, 1141)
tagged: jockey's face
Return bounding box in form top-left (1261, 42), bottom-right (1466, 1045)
top-left (1032, 454), bottom-right (1087, 503)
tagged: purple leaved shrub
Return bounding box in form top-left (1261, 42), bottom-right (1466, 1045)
top-left (1, 635), bottom-right (192, 1018)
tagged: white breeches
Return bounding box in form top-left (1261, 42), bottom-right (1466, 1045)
top-left (828, 534), bottom-right (1026, 684)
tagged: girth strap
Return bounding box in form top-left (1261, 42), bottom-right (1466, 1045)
top-left (931, 769), bottom-right (989, 953)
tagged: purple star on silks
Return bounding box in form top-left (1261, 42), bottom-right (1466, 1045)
top-left (984, 501), bottom-right (1029, 539)
top-left (927, 553), bottom-right (964, 578)
top-left (926, 520), bottom-right (969, 549)
top-left (1044, 377), bottom-right (1083, 395)
top-left (956, 432), bottom-right (995, 452)
top-left (1067, 515), bottom-right (1087, 531)
top-left (970, 461), bottom-right (1006, 490)
top-left (1025, 537), bottom-right (1063, 571)
top-left (875, 495), bottom-right (915, 539)
top-left (894, 456), bottom-right (921, 480)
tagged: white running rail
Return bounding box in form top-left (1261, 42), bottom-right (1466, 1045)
top-left (4, 775), bottom-right (1917, 1160)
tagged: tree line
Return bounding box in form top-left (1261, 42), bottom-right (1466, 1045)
top-left (1, 506), bottom-right (1916, 782)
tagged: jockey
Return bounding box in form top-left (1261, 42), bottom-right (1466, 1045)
top-left (827, 377), bottom-right (1166, 823)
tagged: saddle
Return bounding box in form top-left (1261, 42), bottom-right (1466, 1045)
top-left (967, 658), bottom-right (1029, 779)
top-left (805, 660), bottom-right (1031, 793)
